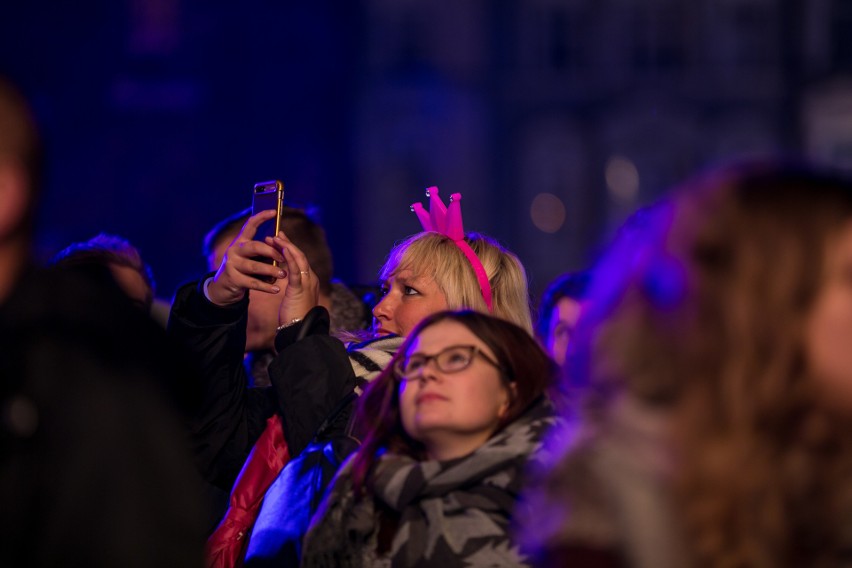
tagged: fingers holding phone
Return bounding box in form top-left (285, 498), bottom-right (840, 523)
top-left (207, 210), bottom-right (285, 306)
top-left (273, 232), bottom-right (319, 324)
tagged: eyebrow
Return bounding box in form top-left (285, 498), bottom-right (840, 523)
top-left (406, 347), bottom-right (447, 358)
top-left (392, 271), bottom-right (424, 287)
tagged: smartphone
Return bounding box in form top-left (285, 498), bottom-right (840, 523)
top-left (251, 180), bottom-right (284, 280)
top-left (252, 179), bottom-right (284, 249)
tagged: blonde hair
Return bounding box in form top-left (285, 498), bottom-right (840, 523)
top-left (379, 231), bottom-right (533, 334)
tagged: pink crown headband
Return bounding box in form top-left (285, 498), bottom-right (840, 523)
top-left (410, 187), bottom-right (493, 312)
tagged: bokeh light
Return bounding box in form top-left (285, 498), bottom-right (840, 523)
top-left (605, 155), bottom-right (640, 203)
top-left (530, 192), bottom-right (567, 234)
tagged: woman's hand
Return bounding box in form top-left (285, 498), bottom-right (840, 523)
top-left (207, 210), bottom-right (286, 306)
top-left (274, 231), bottom-right (320, 325)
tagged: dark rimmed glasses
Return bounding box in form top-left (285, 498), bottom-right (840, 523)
top-left (393, 344), bottom-right (503, 381)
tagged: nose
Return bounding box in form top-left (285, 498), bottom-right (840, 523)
top-left (372, 293), bottom-right (394, 321)
top-left (411, 358), bottom-right (440, 383)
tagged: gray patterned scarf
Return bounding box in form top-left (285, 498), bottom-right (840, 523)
top-left (301, 397), bottom-right (558, 568)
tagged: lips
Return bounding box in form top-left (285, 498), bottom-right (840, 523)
top-left (415, 392), bottom-right (447, 405)
top-left (372, 320), bottom-right (394, 336)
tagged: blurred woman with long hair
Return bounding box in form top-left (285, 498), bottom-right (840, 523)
top-left (519, 160), bottom-right (852, 568)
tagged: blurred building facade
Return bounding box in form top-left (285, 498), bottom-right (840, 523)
top-left (353, 0), bottom-right (852, 302)
top-left (3, 0), bottom-right (852, 304)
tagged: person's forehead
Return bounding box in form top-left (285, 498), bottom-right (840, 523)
top-left (390, 267), bottom-right (434, 285)
top-left (409, 320), bottom-right (481, 353)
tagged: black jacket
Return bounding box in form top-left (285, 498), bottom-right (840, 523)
top-left (167, 278), bottom-right (356, 527)
top-left (0, 265), bottom-right (206, 567)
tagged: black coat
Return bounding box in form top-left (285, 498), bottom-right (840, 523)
top-left (0, 265), bottom-right (206, 567)
top-left (167, 277), bottom-right (356, 530)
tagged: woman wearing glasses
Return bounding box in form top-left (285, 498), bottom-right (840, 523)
top-left (300, 309), bottom-right (560, 567)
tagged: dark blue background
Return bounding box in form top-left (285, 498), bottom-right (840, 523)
top-left (2, 2), bottom-right (361, 299)
top-left (3, 1), bottom-right (851, 305)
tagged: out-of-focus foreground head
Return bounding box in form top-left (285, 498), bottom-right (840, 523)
top-left (0, 76), bottom-right (42, 304)
top-left (574, 158), bottom-right (852, 409)
top-left (568, 157), bottom-right (852, 566)
top-left (50, 233), bottom-right (156, 312)
top-left (0, 75), bottom-right (42, 246)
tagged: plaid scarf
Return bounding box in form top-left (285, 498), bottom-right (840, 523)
top-left (301, 397), bottom-right (558, 568)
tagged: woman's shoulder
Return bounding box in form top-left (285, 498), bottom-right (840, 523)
top-left (517, 396), bottom-right (683, 565)
top-left (515, 423), bottom-right (620, 559)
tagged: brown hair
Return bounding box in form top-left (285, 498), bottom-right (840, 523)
top-left (350, 309), bottom-right (558, 493)
top-left (569, 159), bottom-right (852, 566)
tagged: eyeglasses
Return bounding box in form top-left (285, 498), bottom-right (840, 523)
top-left (393, 344), bottom-right (503, 381)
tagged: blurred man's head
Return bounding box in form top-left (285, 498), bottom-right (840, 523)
top-left (0, 77), bottom-right (42, 245)
top-left (536, 271), bottom-right (590, 366)
top-left (50, 233), bottom-right (156, 312)
top-left (0, 76), bottom-right (43, 303)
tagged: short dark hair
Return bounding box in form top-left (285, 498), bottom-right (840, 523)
top-left (50, 233), bottom-right (156, 307)
top-left (201, 207), bottom-right (252, 263)
top-left (202, 205), bottom-right (335, 294)
top-left (536, 270), bottom-right (590, 342)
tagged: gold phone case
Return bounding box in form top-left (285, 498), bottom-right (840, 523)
top-left (251, 179), bottom-right (284, 272)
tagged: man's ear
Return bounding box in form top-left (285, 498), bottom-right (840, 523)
top-left (0, 161), bottom-right (29, 240)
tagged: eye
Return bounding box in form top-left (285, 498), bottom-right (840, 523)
top-left (404, 356), bottom-right (425, 374)
top-left (379, 285), bottom-right (389, 297)
top-left (442, 348), bottom-right (471, 369)
top-left (403, 286), bottom-right (420, 296)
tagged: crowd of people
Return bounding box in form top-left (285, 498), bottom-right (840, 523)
top-left (3, 70), bottom-right (852, 568)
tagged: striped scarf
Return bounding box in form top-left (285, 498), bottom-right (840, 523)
top-left (346, 335), bottom-right (405, 394)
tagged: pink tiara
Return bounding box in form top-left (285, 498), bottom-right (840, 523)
top-left (410, 187), bottom-right (493, 312)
